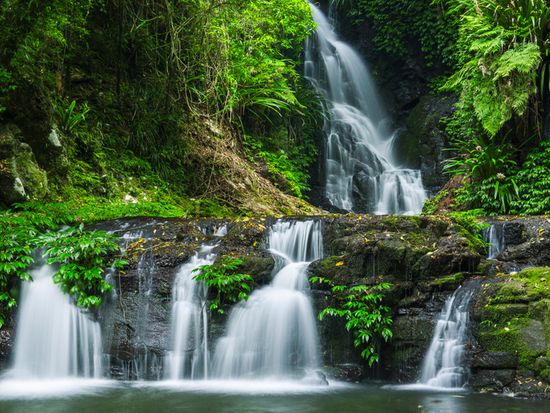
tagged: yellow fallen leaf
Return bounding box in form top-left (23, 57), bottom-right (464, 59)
top-left (335, 261), bottom-right (344, 267)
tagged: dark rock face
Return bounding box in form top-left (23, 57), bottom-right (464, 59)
top-left (0, 328), bottom-right (14, 371)
top-left (394, 94), bottom-right (456, 195)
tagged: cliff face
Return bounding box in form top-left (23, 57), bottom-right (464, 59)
top-left (0, 215), bottom-right (548, 396)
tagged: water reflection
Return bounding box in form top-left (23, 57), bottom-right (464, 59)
top-left (0, 384), bottom-right (547, 413)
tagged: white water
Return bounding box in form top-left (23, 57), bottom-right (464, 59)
top-left (419, 286), bottom-right (474, 389)
top-left (212, 220), bottom-right (322, 379)
top-left (9, 263), bottom-right (103, 379)
top-left (305, 2), bottom-right (426, 214)
top-left (165, 245), bottom-right (217, 380)
top-left (485, 224), bottom-right (505, 259)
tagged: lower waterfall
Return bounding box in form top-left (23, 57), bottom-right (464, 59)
top-left (165, 244), bottom-right (217, 380)
top-left (211, 220), bottom-right (323, 380)
top-left (9, 263), bottom-right (103, 379)
top-left (418, 284), bottom-right (476, 389)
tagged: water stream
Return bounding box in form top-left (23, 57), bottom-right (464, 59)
top-left (165, 245), bottom-right (217, 380)
top-left (418, 285), bottom-right (476, 389)
top-left (212, 220), bottom-right (322, 380)
top-left (305, 2), bottom-right (426, 214)
top-left (483, 223), bottom-right (505, 259)
top-left (9, 263), bottom-right (103, 379)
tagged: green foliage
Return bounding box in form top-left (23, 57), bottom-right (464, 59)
top-left (259, 150), bottom-right (310, 198)
top-left (448, 210), bottom-right (488, 251)
top-left (310, 276), bottom-right (393, 366)
top-left (509, 140), bottom-right (550, 215)
top-left (422, 188), bottom-right (449, 214)
top-left (193, 257), bottom-right (253, 314)
top-left (0, 67), bottom-right (15, 113)
top-left (440, 0), bottom-right (549, 137)
top-left (56, 100), bottom-right (90, 133)
top-left (0, 209), bottom-right (55, 327)
top-left (0, 205), bottom-right (125, 326)
top-left (0, 0), bottom-right (95, 98)
top-left (442, 111), bottom-right (520, 214)
top-left (346, 0), bottom-right (459, 67)
top-left (37, 225), bottom-right (126, 308)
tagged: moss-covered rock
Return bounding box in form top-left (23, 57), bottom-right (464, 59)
top-left (429, 272), bottom-right (465, 291)
top-left (0, 124), bottom-right (48, 205)
top-left (473, 266), bottom-right (550, 390)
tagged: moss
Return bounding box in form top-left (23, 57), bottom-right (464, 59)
top-left (430, 272), bottom-right (464, 290)
top-left (422, 188), bottom-right (449, 215)
top-left (482, 304), bottom-right (529, 323)
top-left (479, 321), bottom-right (540, 368)
top-left (512, 267), bottom-right (550, 300)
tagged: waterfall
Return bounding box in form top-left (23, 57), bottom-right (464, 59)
top-left (483, 224), bottom-right (505, 259)
top-left (165, 245), bottom-right (217, 380)
top-left (212, 220), bottom-right (322, 379)
top-left (305, 2), bottom-right (426, 214)
top-left (10, 263), bottom-right (103, 379)
top-left (419, 285), bottom-right (475, 389)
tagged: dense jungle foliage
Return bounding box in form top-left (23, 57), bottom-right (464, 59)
top-left (0, 0), bottom-right (319, 217)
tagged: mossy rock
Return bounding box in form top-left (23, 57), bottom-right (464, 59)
top-left (235, 254), bottom-right (274, 286)
top-left (481, 303), bottom-right (529, 323)
top-left (491, 280), bottom-right (529, 304)
top-left (429, 273), bottom-right (465, 291)
top-left (308, 255), bottom-right (355, 285)
top-left (0, 124), bottom-right (48, 204)
top-left (513, 267), bottom-right (550, 301)
top-left (479, 319), bottom-right (548, 369)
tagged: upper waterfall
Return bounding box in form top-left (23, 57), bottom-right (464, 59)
top-left (305, 2), bottom-right (426, 214)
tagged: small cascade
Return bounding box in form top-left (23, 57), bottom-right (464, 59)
top-left (305, 2), bottom-right (426, 214)
top-left (165, 244), bottom-right (217, 380)
top-left (10, 263), bottom-right (103, 379)
top-left (212, 220), bottom-right (322, 379)
top-left (419, 284), bottom-right (476, 389)
top-left (483, 223), bottom-right (505, 259)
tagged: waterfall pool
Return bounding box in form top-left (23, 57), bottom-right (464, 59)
top-left (0, 380), bottom-right (547, 412)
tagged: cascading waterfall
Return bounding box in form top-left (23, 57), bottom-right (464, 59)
top-left (212, 220), bottom-right (322, 379)
top-left (305, 2), bottom-right (426, 214)
top-left (483, 223), bottom-right (505, 259)
top-left (165, 244), bottom-right (217, 380)
top-left (10, 263), bottom-right (103, 379)
top-left (419, 285), bottom-right (476, 389)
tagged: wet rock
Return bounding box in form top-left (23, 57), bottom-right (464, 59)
top-left (325, 363), bottom-right (365, 382)
top-left (470, 369), bottom-right (515, 392)
top-left (395, 94), bottom-right (456, 195)
top-left (413, 235), bottom-right (480, 277)
top-left (471, 352), bottom-right (518, 369)
top-left (237, 254), bottom-right (275, 286)
top-left (0, 328), bottom-right (14, 371)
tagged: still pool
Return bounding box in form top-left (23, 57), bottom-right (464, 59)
top-left (0, 380), bottom-right (547, 413)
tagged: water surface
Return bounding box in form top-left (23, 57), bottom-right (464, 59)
top-left (0, 381), bottom-right (546, 413)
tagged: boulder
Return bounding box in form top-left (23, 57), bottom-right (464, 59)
top-left (0, 124), bottom-right (48, 205)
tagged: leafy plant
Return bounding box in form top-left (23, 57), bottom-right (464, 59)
top-left (37, 224), bottom-right (126, 309)
top-left (0, 205), bottom-right (72, 326)
top-left (310, 276), bottom-right (393, 366)
top-left (193, 257), bottom-right (254, 314)
top-left (510, 140), bottom-right (550, 215)
top-left (259, 150), bottom-right (310, 198)
top-left (440, 0), bottom-right (549, 138)
top-left (442, 111), bottom-right (520, 214)
top-left (56, 100), bottom-right (90, 133)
